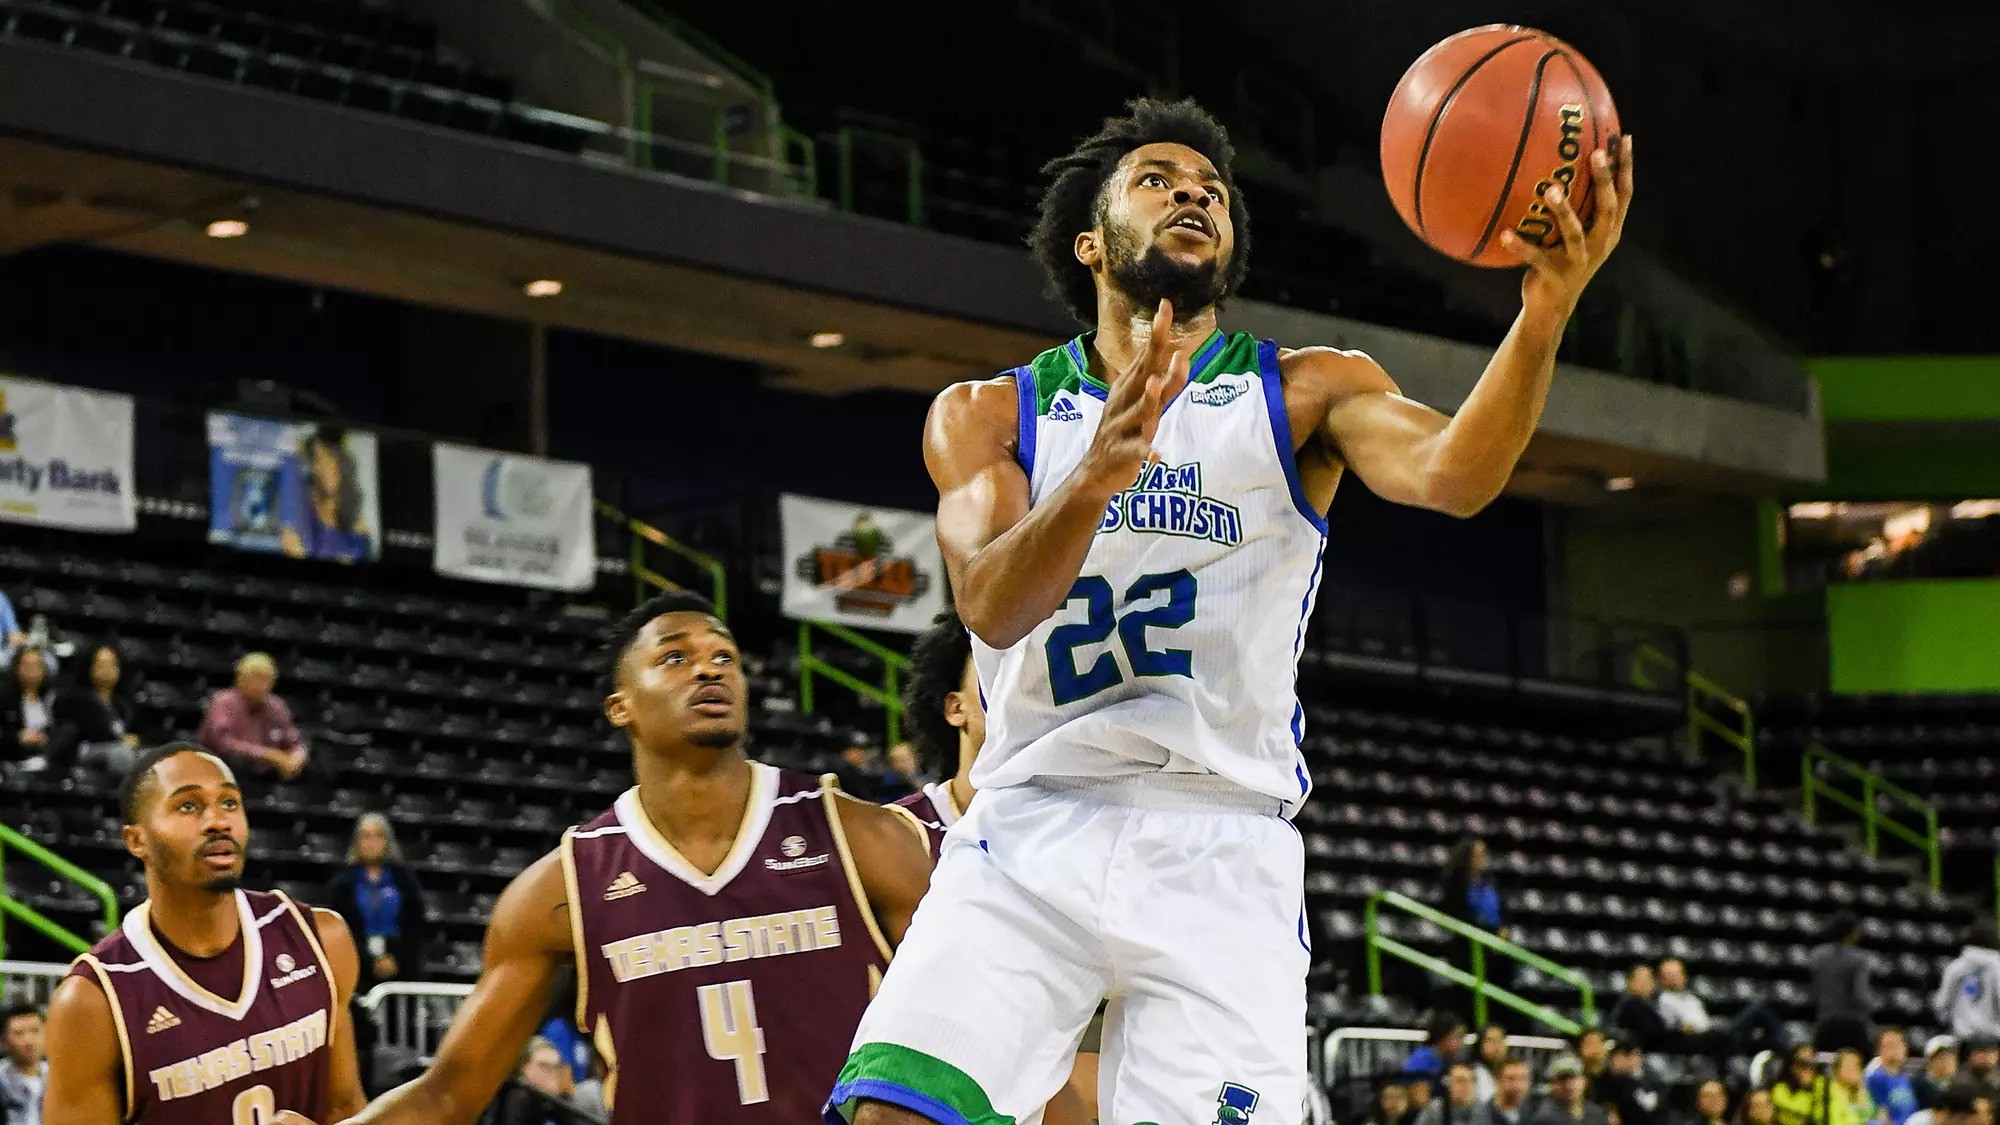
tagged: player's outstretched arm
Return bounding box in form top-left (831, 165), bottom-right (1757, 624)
top-left (312, 907), bottom-right (371, 1121)
top-left (41, 975), bottom-right (124, 1125)
top-left (929, 299), bottom-right (1185, 650)
top-left (834, 796), bottom-right (934, 946)
top-left (337, 852), bottom-right (572, 1125)
top-left (1312, 136), bottom-right (1633, 518)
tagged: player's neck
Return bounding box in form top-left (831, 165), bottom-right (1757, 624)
top-left (1090, 295), bottom-right (1219, 380)
top-left (949, 737), bottom-right (978, 815)
top-left (632, 745), bottom-right (754, 861)
top-left (146, 879), bottom-right (242, 958)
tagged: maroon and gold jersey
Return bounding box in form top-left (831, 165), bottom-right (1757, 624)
top-left (892, 780), bottom-right (964, 861)
top-left (64, 889), bottom-right (339, 1124)
top-left (560, 764), bottom-right (918, 1123)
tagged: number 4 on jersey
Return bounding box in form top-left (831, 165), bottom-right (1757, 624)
top-left (698, 980), bottom-right (769, 1105)
top-left (1045, 569), bottom-right (1198, 705)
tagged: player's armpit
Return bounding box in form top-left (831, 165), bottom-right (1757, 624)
top-left (311, 908), bottom-right (370, 1121)
top-left (337, 852), bottom-right (572, 1125)
top-left (41, 974), bottom-right (125, 1125)
top-left (1291, 348), bottom-right (1485, 518)
top-left (832, 796), bottom-right (933, 948)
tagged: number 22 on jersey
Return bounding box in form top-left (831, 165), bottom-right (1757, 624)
top-left (1045, 569), bottom-right (1197, 705)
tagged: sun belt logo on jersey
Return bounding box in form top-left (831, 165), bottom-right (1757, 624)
top-left (1098, 461), bottom-right (1243, 546)
top-left (1215, 1082), bottom-right (1260, 1124)
top-left (276, 953), bottom-right (295, 973)
top-left (1048, 394), bottom-right (1084, 422)
top-left (1189, 379), bottom-right (1249, 407)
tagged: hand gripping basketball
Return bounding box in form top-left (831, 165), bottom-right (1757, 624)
top-left (1499, 134), bottom-right (1635, 317)
top-left (1080, 299), bottom-right (1187, 494)
top-left (271, 1112), bottom-right (318, 1125)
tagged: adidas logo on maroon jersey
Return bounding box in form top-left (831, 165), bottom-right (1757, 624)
top-left (603, 871), bottom-right (647, 901)
top-left (145, 1006), bottom-right (180, 1034)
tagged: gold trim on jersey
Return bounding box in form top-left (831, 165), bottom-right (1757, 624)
top-left (887, 798), bottom-right (931, 852)
top-left (76, 953), bottom-right (137, 1122)
top-left (614, 762), bottom-right (777, 896)
top-left (280, 893), bottom-right (342, 1047)
top-left (558, 827), bottom-right (590, 1031)
top-left (820, 776), bottom-right (897, 963)
top-left (935, 780), bottom-right (965, 827)
top-left (593, 1016), bottom-right (619, 1113)
top-left (121, 891), bottom-right (263, 1020)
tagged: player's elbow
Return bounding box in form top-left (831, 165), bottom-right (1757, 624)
top-left (956, 600), bottom-right (1027, 650)
top-left (1419, 471), bottom-right (1496, 519)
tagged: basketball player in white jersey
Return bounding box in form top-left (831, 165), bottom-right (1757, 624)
top-left (829, 97), bottom-right (1632, 1125)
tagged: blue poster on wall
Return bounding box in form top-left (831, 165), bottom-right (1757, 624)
top-left (207, 411), bottom-right (380, 563)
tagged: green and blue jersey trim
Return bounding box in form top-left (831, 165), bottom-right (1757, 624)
top-left (824, 1042), bottom-right (1013, 1125)
top-left (1012, 364), bottom-right (1036, 475)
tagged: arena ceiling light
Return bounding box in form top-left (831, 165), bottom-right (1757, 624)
top-left (809, 331), bottom-right (846, 349)
top-left (205, 219), bottom-right (250, 238)
top-left (1605, 476), bottom-right (1637, 492)
top-left (522, 279), bottom-right (564, 298)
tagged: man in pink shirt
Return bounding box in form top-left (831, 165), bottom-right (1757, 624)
top-left (196, 651), bottom-right (310, 780)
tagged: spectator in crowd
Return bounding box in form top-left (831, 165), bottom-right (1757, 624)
top-left (571, 1052), bottom-right (610, 1123)
top-left (1371, 1079), bottom-right (1415, 1125)
top-left (1410, 1075), bottom-right (1436, 1119)
top-left (1534, 1055), bottom-right (1609, 1125)
top-left (1486, 1057), bottom-right (1534, 1125)
top-left (1774, 1044), bottom-right (1831, 1125)
top-left (880, 741), bottom-right (926, 801)
top-left (1816, 912), bottom-right (1880, 1054)
top-left (833, 734), bottom-right (889, 800)
top-left (1417, 1062), bottom-right (1483, 1125)
top-left (0, 1003), bottom-right (45, 1125)
top-left (197, 652), bottom-right (309, 780)
top-left (1406, 1015), bottom-right (1470, 1095)
top-left (1936, 921), bottom-right (2000, 1042)
top-left (1918, 1039), bottom-right (1963, 1110)
top-left (1, 647), bottom-right (53, 769)
top-left (1475, 1023), bottom-right (1511, 1102)
top-left (1610, 964), bottom-right (1675, 1051)
top-left (1658, 957), bottom-right (1789, 1055)
top-left (1870, 1028), bottom-right (1924, 1125)
top-left (1599, 1040), bottom-right (1666, 1125)
top-left (1909, 1087), bottom-right (1982, 1125)
top-left (495, 1037), bottom-right (577, 1125)
top-left (1577, 1029), bottom-right (1611, 1102)
top-left (1442, 837), bottom-right (1512, 1019)
top-left (1975, 1097), bottom-right (1994, 1125)
top-left (54, 642), bottom-right (142, 773)
top-left (1832, 1048), bottom-right (1888, 1125)
top-left (1689, 1080), bottom-right (1730, 1125)
top-left (1951, 1036), bottom-right (2000, 1098)
top-left (323, 812), bottom-right (432, 996)
top-left (1737, 1090), bottom-right (1777, 1125)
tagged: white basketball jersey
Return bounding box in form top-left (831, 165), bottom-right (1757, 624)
top-left (969, 330), bottom-right (1329, 812)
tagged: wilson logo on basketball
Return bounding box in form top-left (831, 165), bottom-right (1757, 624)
top-left (1514, 103), bottom-right (1587, 247)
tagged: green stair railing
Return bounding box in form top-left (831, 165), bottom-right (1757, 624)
top-left (1365, 890), bottom-right (1596, 1035)
top-left (1803, 745), bottom-right (1941, 891)
top-left (798, 619), bottom-right (907, 747)
top-left (595, 501), bottom-right (727, 619)
top-left (0, 823), bottom-right (119, 957)
top-left (1687, 671), bottom-right (1756, 789)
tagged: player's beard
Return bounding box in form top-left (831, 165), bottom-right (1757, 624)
top-left (687, 725), bottom-right (744, 751)
top-left (1104, 219), bottom-right (1225, 322)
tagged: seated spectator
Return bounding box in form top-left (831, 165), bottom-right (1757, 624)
top-left (1935, 922), bottom-right (2000, 1042)
top-left (1814, 912), bottom-right (1879, 1054)
top-left (1737, 1090), bottom-right (1777, 1125)
top-left (1832, 1048), bottom-right (1887, 1125)
top-left (0, 1003), bottom-right (45, 1125)
top-left (1534, 1055), bottom-right (1610, 1125)
top-left (323, 813), bottom-right (432, 996)
top-left (1774, 1044), bottom-right (1831, 1125)
top-left (1919, 1039), bottom-right (1963, 1110)
top-left (1486, 1057), bottom-right (1534, 1125)
top-left (1372, 1079), bottom-right (1416, 1125)
top-left (1687, 1079), bottom-right (1730, 1125)
top-left (1658, 957), bottom-right (1789, 1055)
top-left (1475, 1024), bottom-right (1511, 1102)
top-left (832, 734), bottom-right (888, 800)
top-left (1909, 1088), bottom-right (1982, 1125)
top-left (1598, 1041), bottom-right (1666, 1125)
top-left (1951, 1036), bottom-right (2000, 1098)
top-left (1406, 1015), bottom-right (1471, 1096)
top-left (1417, 1062), bottom-right (1483, 1125)
top-left (880, 741), bottom-right (926, 801)
top-left (1610, 965), bottom-right (1676, 1050)
top-left (1871, 1028), bottom-right (1924, 1125)
top-left (1, 647), bottom-right (53, 768)
top-left (494, 1037), bottom-right (577, 1125)
top-left (53, 643), bottom-right (143, 774)
top-left (1442, 837), bottom-right (1514, 1020)
top-left (1410, 1076), bottom-right (1436, 1120)
top-left (197, 652), bottom-right (309, 781)
top-left (1576, 1029), bottom-right (1610, 1102)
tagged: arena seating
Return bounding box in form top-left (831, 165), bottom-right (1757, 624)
top-left (0, 0), bottom-right (593, 153)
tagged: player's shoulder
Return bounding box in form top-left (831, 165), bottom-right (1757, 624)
top-left (823, 774), bottom-right (930, 854)
top-left (1277, 344), bottom-right (1396, 394)
top-left (927, 374), bottom-right (1020, 429)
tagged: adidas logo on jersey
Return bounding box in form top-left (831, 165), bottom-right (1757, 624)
top-left (1048, 394), bottom-right (1084, 423)
top-left (1190, 380), bottom-right (1248, 407)
top-left (146, 1006), bottom-right (180, 1034)
top-left (603, 871), bottom-right (647, 901)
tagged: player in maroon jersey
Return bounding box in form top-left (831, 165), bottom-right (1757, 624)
top-left (893, 609), bottom-right (983, 859)
top-left (338, 590), bottom-right (934, 1125)
top-left (41, 743), bottom-right (368, 1125)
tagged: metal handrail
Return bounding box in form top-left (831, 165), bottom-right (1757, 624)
top-left (594, 500), bottom-right (727, 619)
top-left (797, 619), bottom-right (908, 746)
top-left (1687, 670), bottom-right (1756, 788)
top-left (1365, 890), bottom-right (1595, 1036)
top-left (0, 823), bottom-right (120, 957)
top-left (1802, 744), bottom-right (1942, 891)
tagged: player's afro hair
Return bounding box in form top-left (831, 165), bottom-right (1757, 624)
top-left (602, 588), bottom-right (723, 695)
top-left (901, 608), bottom-right (974, 779)
top-left (1029, 97), bottom-right (1252, 326)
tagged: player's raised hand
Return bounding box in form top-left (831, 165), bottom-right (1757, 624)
top-left (272, 1112), bottom-right (318, 1125)
top-left (1500, 134), bottom-right (1634, 319)
top-left (1081, 298), bottom-right (1186, 494)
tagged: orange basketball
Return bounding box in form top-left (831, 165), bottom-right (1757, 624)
top-left (1380, 25), bottom-right (1620, 267)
